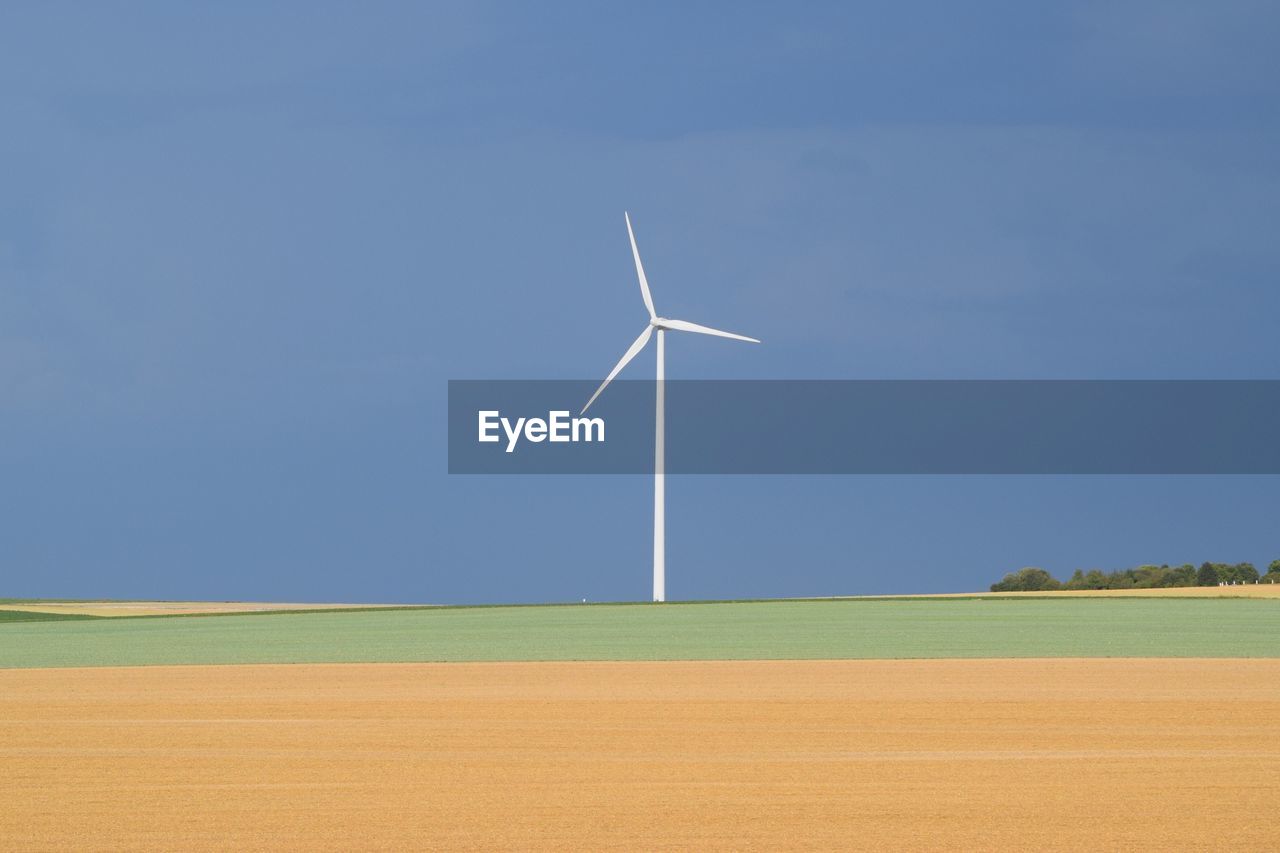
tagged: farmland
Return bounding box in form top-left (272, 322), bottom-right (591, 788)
top-left (0, 599), bottom-right (411, 617)
top-left (2, 658), bottom-right (1278, 850)
top-left (1, 596), bottom-right (1279, 668)
top-left (4, 596), bottom-right (1278, 850)
top-left (0, 608), bottom-right (98, 624)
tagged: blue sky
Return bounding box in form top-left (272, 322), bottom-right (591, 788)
top-left (2, 2), bottom-right (1278, 602)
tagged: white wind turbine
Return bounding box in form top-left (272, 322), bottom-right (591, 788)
top-left (581, 213), bottom-right (759, 602)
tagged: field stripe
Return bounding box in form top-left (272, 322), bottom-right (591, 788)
top-left (1, 597), bottom-right (1278, 668)
top-left (0, 609), bottom-right (101, 624)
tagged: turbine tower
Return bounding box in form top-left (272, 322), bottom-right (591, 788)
top-left (581, 213), bottom-right (759, 602)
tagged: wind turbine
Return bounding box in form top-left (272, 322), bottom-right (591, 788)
top-left (581, 213), bottom-right (759, 602)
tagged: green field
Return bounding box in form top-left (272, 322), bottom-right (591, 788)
top-left (1, 598), bottom-right (1278, 668)
top-left (0, 609), bottom-right (101, 624)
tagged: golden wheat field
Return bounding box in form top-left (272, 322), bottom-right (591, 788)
top-left (2, 659), bottom-right (1277, 851)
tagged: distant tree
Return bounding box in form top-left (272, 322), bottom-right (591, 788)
top-left (992, 560), bottom-right (1264, 591)
top-left (1106, 570), bottom-right (1136, 589)
top-left (1061, 569), bottom-right (1109, 590)
top-left (1063, 569), bottom-right (1088, 590)
top-left (990, 567), bottom-right (1061, 592)
top-left (1083, 569), bottom-right (1107, 589)
top-left (1133, 565), bottom-right (1167, 588)
top-left (1213, 563), bottom-right (1256, 584)
top-left (1270, 559), bottom-right (1280, 575)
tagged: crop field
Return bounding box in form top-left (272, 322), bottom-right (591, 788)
top-left (2, 658), bottom-right (1277, 851)
top-left (3, 584), bottom-right (1274, 619)
top-left (4, 597), bottom-right (1278, 850)
top-left (1, 597), bottom-right (1279, 668)
top-left (0, 609), bottom-right (98, 624)
top-left (0, 600), bottom-right (413, 617)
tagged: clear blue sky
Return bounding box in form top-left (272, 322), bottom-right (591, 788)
top-left (2, 2), bottom-right (1278, 602)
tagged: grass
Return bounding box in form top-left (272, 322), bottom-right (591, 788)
top-left (0, 609), bottom-right (101, 624)
top-left (0, 597), bottom-right (1278, 668)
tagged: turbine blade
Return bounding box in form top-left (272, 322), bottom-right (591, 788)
top-left (663, 318), bottom-right (760, 343)
top-left (625, 212), bottom-right (657, 319)
top-left (581, 325), bottom-right (653, 414)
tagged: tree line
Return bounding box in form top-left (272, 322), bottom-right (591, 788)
top-left (990, 560), bottom-right (1280, 592)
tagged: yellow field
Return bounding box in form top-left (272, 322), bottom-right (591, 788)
top-left (2, 659), bottom-right (1277, 850)
top-left (1, 601), bottom-right (415, 617)
top-left (7, 584), bottom-right (1277, 618)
